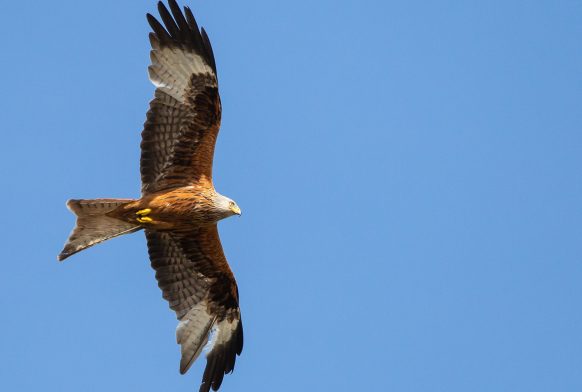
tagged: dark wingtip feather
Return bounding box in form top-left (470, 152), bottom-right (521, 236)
top-left (157, 1), bottom-right (180, 39)
top-left (184, 5), bottom-right (199, 32)
top-left (236, 320), bottom-right (244, 356)
top-left (168, 0), bottom-right (190, 38)
top-left (147, 1), bottom-right (217, 74)
top-left (147, 13), bottom-right (172, 44)
top-left (198, 320), bottom-right (243, 392)
top-left (200, 28), bottom-right (217, 74)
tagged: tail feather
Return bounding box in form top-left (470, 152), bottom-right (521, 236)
top-left (58, 199), bottom-right (140, 261)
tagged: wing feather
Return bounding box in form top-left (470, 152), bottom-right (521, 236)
top-left (157, 1), bottom-right (181, 40)
top-left (168, 0), bottom-right (191, 42)
top-left (141, 0), bottom-right (221, 194)
top-left (184, 7), bottom-right (204, 52)
top-left (145, 226), bottom-right (243, 390)
top-left (146, 13), bottom-right (172, 43)
top-left (200, 318), bottom-right (243, 392)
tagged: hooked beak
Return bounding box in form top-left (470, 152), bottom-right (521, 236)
top-left (231, 205), bottom-right (242, 216)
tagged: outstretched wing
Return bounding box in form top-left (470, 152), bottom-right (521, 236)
top-left (146, 225), bottom-right (243, 392)
top-left (141, 0), bottom-right (221, 195)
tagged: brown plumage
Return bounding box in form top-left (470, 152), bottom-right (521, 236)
top-left (58, 2), bottom-right (244, 391)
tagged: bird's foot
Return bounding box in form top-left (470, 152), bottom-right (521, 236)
top-left (136, 208), bottom-right (153, 223)
top-left (136, 208), bottom-right (151, 216)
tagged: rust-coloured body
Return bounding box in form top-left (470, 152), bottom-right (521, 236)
top-left (109, 185), bottom-right (222, 231)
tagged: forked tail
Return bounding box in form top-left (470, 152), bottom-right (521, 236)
top-left (58, 199), bottom-right (140, 261)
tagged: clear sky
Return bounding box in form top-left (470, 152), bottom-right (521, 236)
top-left (1, 1), bottom-right (581, 391)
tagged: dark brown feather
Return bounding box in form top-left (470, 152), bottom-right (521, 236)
top-left (147, 1), bottom-right (217, 73)
top-left (200, 28), bottom-right (217, 73)
top-left (142, 1), bottom-right (220, 194)
top-left (184, 6), bottom-right (204, 53)
top-left (168, 0), bottom-right (190, 43)
top-left (146, 13), bottom-right (172, 44)
top-left (157, 1), bottom-right (181, 40)
top-left (200, 320), bottom-right (243, 392)
top-left (145, 225), bottom-right (243, 389)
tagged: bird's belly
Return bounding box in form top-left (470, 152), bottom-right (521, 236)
top-left (138, 196), bottom-right (216, 229)
top-left (144, 206), bottom-right (205, 227)
top-left (110, 187), bottom-right (218, 230)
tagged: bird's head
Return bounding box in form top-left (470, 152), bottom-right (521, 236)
top-left (213, 193), bottom-right (242, 219)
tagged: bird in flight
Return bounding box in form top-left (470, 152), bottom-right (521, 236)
top-left (58, 1), bottom-right (243, 391)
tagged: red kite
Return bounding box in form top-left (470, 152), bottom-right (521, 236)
top-left (59, 2), bottom-right (243, 391)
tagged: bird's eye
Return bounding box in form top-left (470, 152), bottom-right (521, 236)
top-left (229, 201), bottom-right (235, 207)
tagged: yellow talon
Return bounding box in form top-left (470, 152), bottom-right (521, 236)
top-left (137, 216), bottom-right (153, 223)
top-left (136, 208), bottom-right (151, 216)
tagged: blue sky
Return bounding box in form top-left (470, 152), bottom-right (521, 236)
top-left (1, 1), bottom-right (581, 391)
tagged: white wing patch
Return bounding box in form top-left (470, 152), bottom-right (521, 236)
top-left (148, 39), bottom-right (214, 102)
top-left (176, 300), bottom-right (217, 374)
top-left (204, 317), bottom-right (240, 355)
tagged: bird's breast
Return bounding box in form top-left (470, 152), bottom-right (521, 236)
top-left (135, 188), bottom-right (219, 228)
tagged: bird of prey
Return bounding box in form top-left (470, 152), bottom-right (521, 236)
top-left (58, 2), bottom-right (243, 391)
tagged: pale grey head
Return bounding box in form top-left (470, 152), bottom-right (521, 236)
top-left (212, 193), bottom-right (242, 220)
